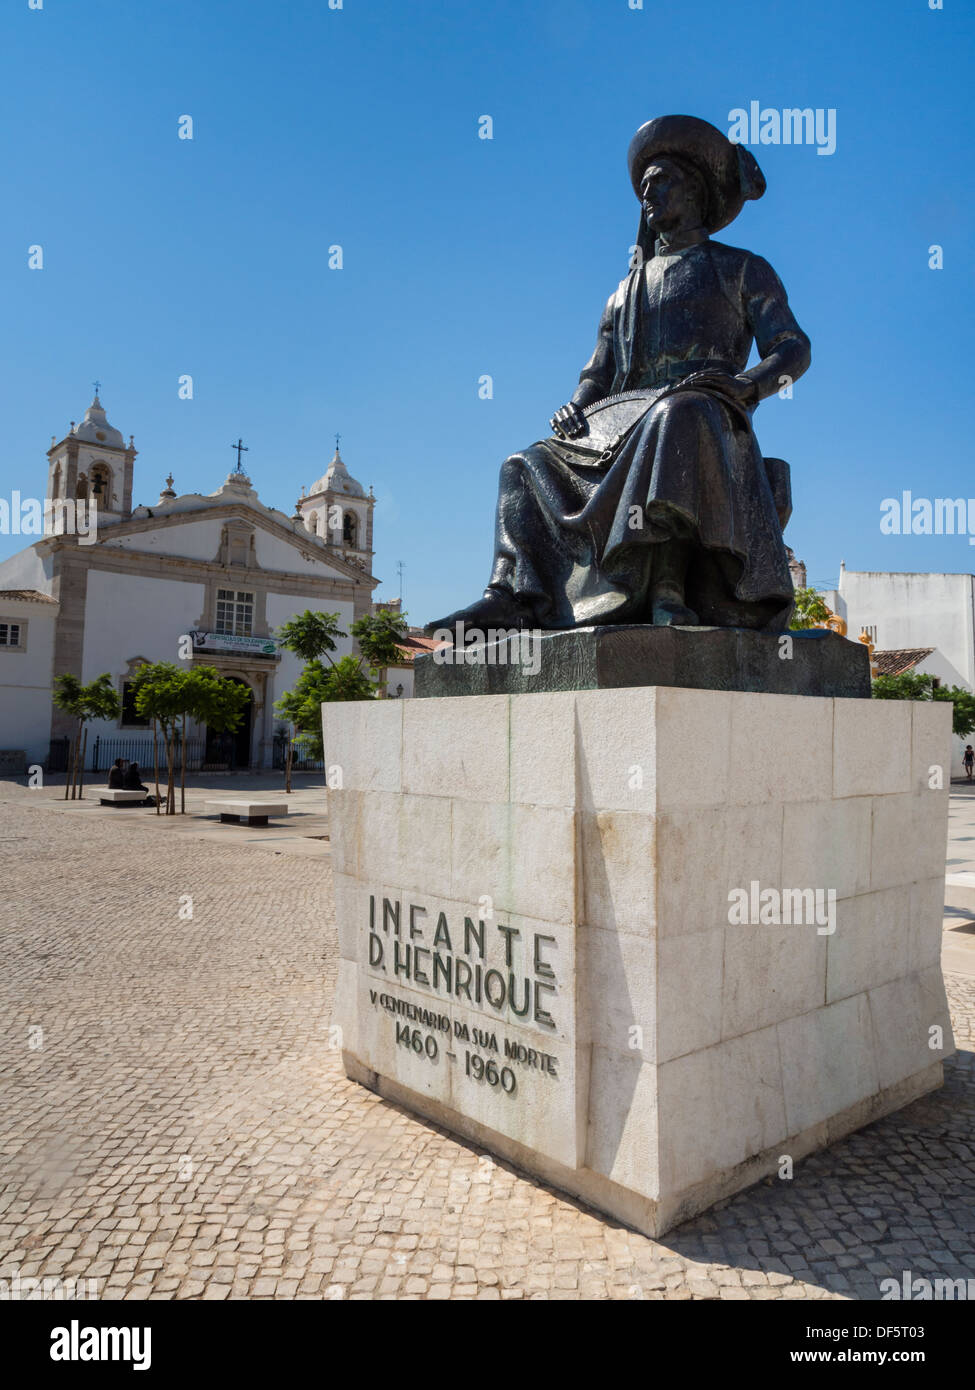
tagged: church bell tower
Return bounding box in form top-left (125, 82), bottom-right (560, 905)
top-left (47, 390), bottom-right (136, 518)
top-left (295, 438), bottom-right (374, 570)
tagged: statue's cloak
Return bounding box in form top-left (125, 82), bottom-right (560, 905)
top-left (486, 238), bottom-right (809, 630)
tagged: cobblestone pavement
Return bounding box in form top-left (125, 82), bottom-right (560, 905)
top-left (2, 784), bottom-right (974, 1301)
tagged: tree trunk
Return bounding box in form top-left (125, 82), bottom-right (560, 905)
top-left (180, 712), bottom-right (187, 814)
top-left (285, 738), bottom-right (293, 794)
top-left (77, 727), bottom-right (88, 799)
top-left (165, 731), bottom-right (176, 815)
top-left (70, 723), bottom-right (82, 800)
top-left (153, 719), bottom-right (161, 815)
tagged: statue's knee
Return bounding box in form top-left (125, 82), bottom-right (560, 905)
top-left (498, 453), bottom-right (529, 487)
top-left (659, 388), bottom-right (717, 419)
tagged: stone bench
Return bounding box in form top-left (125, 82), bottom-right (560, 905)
top-left (204, 800), bottom-right (290, 827)
top-left (96, 788), bottom-right (151, 805)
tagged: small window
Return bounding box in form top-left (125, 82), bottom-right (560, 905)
top-left (120, 681), bottom-right (150, 727)
top-left (215, 588), bottom-right (254, 636)
top-left (0, 622), bottom-right (23, 649)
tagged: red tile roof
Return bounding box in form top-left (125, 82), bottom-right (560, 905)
top-left (0, 589), bottom-right (58, 604)
top-left (873, 648), bottom-right (935, 676)
top-left (390, 633), bottom-right (448, 666)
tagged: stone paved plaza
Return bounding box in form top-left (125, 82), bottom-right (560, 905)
top-left (2, 780), bottom-right (974, 1301)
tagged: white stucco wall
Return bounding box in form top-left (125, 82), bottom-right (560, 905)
top-left (834, 571), bottom-right (975, 689)
top-left (384, 666), bottom-right (414, 698)
top-left (0, 602), bottom-right (58, 763)
top-left (0, 686), bottom-right (54, 764)
top-left (101, 519), bottom-right (223, 561)
top-left (254, 529), bottom-right (348, 579)
top-left (0, 543), bottom-right (55, 595)
top-left (80, 571), bottom-right (206, 739)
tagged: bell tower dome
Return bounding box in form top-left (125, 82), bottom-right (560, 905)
top-left (295, 437), bottom-right (374, 569)
top-left (47, 390), bottom-right (136, 517)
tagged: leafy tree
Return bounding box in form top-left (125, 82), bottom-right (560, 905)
top-left (274, 656), bottom-right (374, 763)
top-left (131, 662), bottom-right (185, 813)
top-left (351, 608), bottom-right (409, 692)
top-left (132, 663), bottom-right (249, 814)
top-left (52, 672), bottom-right (121, 800)
top-left (322, 654), bottom-right (376, 702)
top-left (274, 610), bottom-right (347, 665)
top-left (274, 608), bottom-right (392, 784)
top-left (789, 586), bottom-right (833, 630)
top-left (179, 667), bottom-right (252, 811)
top-left (871, 673), bottom-right (934, 702)
top-left (872, 671), bottom-right (975, 740)
top-left (274, 610), bottom-right (349, 787)
top-left (932, 685), bottom-right (975, 740)
top-left (275, 660), bottom-right (331, 764)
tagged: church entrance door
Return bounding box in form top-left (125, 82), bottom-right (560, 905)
top-left (206, 678), bottom-right (253, 769)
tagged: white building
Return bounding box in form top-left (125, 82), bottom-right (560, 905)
top-left (0, 589), bottom-right (60, 771)
top-left (0, 394), bottom-right (378, 769)
top-left (822, 566), bottom-right (975, 776)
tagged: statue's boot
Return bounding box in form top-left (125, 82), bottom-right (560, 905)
top-left (650, 539), bottom-right (699, 627)
top-left (651, 591), bottom-right (700, 625)
top-left (425, 586), bottom-right (534, 639)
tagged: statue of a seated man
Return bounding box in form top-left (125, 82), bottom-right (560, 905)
top-left (429, 115), bottom-right (810, 637)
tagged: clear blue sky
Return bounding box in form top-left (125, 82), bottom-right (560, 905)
top-left (2, 0), bottom-right (973, 620)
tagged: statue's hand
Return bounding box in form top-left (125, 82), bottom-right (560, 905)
top-left (550, 402), bottom-right (587, 439)
top-left (679, 371), bottom-right (759, 408)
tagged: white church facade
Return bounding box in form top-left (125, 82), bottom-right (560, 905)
top-left (0, 394), bottom-right (378, 768)
top-left (822, 565), bottom-right (975, 778)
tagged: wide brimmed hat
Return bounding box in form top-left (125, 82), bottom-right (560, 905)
top-left (627, 114), bottom-right (766, 233)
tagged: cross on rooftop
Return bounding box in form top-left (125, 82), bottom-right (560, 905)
top-left (231, 438), bottom-right (249, 472)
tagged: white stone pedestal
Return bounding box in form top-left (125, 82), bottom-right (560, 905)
top-left (322, 689), bottom-right (954, 1237)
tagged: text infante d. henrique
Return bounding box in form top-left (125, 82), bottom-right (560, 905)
top-left (367, 896), bottom-right (558, 1030)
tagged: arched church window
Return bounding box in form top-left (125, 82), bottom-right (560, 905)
top-left (75, 475), bottom-right (88, 501)
top-left (89, 463), bottom-right (111, 503)
top-left (343, 512), bottom-right (358, 547)
top-left (51, 463), bottom-right (62, 499)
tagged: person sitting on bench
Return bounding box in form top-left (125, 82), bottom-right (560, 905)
top-left (107, 758), bottom-right (126, 789)
top-left (121, 760), bottom-right (154, 805)
top-left (122, 760), bottom-right (148, 791)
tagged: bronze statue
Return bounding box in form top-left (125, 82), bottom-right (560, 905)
top-left (429, 115), bottom-right (810, 636)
